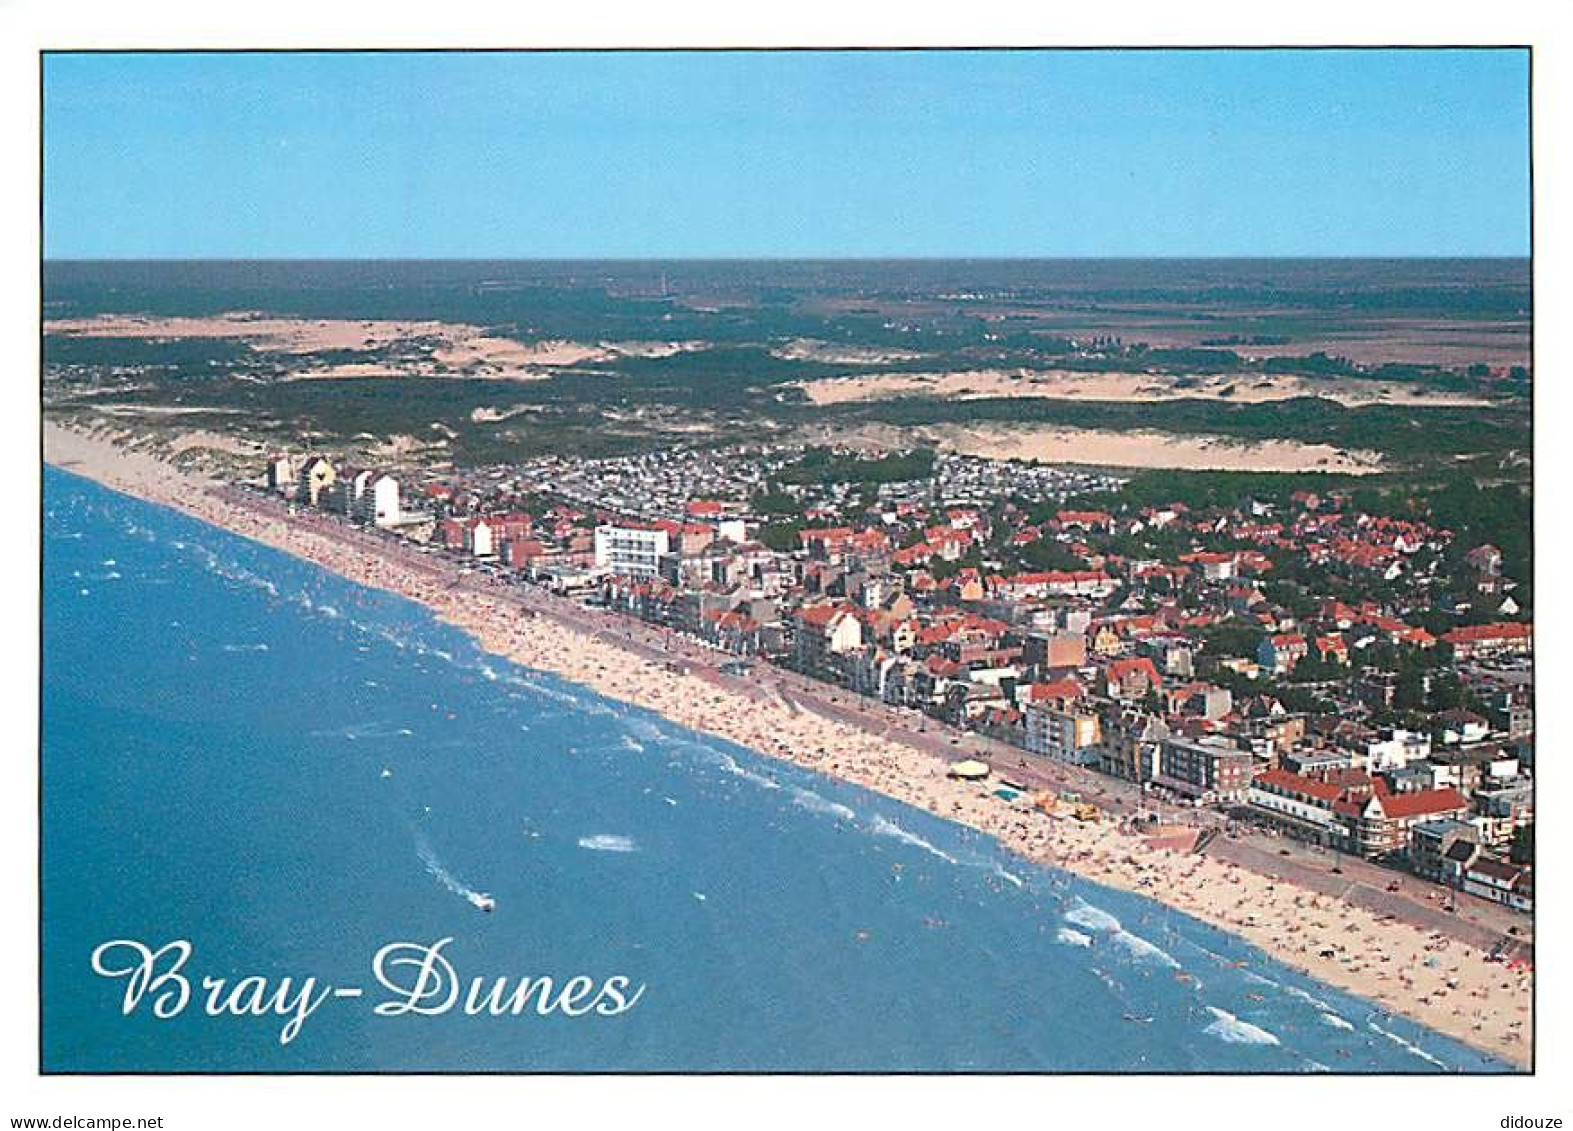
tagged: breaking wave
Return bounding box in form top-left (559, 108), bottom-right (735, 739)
top-left (1368, 1020), bottom-right (1446, 1068)
top-left (1203, 1006), bottom-right (1281, 1047)
top-left (790, 789), bottom-right (856, 820)
top-left (1064, 903), bottom-right (1122, 934)
top-left (578, 834), bottom-right (640, 853)
top-left (1111, 930), bottom-right (1181, 969)
top-left (868, 815), bottom-right (958, 864)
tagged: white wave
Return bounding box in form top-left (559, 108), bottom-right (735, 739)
top-left (714, 751), bottom-right (782, 791)
top-left (790, 789), bottom-right (856, 820)
top-left (317, 721), bottom-right (413, 741)
top-left (992, 864), bottom-right (1025, 888)
top-left (1320, 1012), bottom-right (1354, 1031)
top-left (1279, 982), bottom-right (1337, 1014)
top-left (1064, 903), bottom-right (1122, 934)
top-left (220, 642), bottom-right (271, 653)
top-left (578, 834), bottom-right (639, 853)
top-left (1055, 927), bottom-right (1093, 947)
top-left (1203, 1006), bottom-right (1281, 1047)
top-left (619, 736), bottom-right (646, 754)
top-left (868, 815), bottom-right (958, 864)
top-left (1111, 929), bottom-right (1181, 969)
top-left (1368, 1020), bottom-right (1447, 1068)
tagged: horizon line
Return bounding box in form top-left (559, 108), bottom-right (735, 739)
top-left (42, 254), bottom-right (1532, 264)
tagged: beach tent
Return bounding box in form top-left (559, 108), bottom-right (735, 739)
top-left (948, 759), bottom-right (991, 781)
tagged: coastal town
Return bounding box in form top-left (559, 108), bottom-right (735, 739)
top-left (42, 419), bottom-right (1536, 1065)
top-left (260, 439), bottom-right (1534, 916)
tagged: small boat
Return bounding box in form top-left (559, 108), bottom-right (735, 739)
top-left (1123, 1013), bottom-right (1154, 1024)
top-left (472, 893), bottom-right (496, 913)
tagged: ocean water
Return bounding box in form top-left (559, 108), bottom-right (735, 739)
top-left (41, 467), bottom-right (1514, 1073)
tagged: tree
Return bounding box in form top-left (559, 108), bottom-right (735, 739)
top-left (758, 520), bottom-right (803, 553)
top-left (1510, 823), bottom-right (1534, 866)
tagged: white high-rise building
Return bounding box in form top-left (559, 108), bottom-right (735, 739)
top-left (368, 475), bottom-right (401, 527)
top-left (594, 523), bottom-right (671, 579)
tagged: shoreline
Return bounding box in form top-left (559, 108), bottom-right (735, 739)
top-left (41, 422), bottom-right (1532, 1068)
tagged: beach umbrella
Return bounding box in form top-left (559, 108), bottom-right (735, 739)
top-left (948, 759), bottom-right (991, 781)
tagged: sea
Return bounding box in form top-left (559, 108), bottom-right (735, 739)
top-left (41, 466), bottom-right (1515, 1073)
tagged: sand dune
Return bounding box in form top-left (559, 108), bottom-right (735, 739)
top-left (797, 368), bottom-right (1495, 408)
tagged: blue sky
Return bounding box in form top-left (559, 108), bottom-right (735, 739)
top-left (43, 49), bottom-right (1530, 259)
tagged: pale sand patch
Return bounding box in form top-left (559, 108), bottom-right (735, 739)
top-left (773, 338), bottom-right (928, 366)
top-left (45, 313), bottom-right (456, 353)
top-left (469, 405), bottom-right (548, 423)
top-left (167, 430), bottom-right (260, 458)
top-left (364, 434), bottom-right (433, 459)
top-left (924, 423), bottom-right (1385, 475)
top-left (604, 340), bottom-right (710, 359)
top-left (432, 336), bottom-right (609, 372)
top-left (40, 420), bottom-right (1532, 1066)
top-left (797, 368), bottom-right (1495, 408)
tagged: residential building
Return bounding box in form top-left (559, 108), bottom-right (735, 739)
top-left (594, 523), bottom-right (672, 579)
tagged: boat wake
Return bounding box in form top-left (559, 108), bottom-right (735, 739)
top-left (415, 836), bottom-right (493, 912)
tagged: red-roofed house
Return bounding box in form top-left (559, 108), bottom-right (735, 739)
top-left (794, 603), bottom-right (863, 674)
top-left (1056, 510), bottom-right (1114, 532)
top-left (1105, 657), bottom-right (1162, 700)
top-left (1314, 634), bottom-right (1349, 665)
top-left (1016, 678), bottom-right (1082, 710)
top-left (1257, 633), bottom-right (1308, 674)
top-left (1442, 622), bottom-right (1533, 661)
top-left (1248, 769), bottom-right (1467, 857)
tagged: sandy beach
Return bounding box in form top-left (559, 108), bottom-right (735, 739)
top-left (42, 422), bottom-right (1530, 1066)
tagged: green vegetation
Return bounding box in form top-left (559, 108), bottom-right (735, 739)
top-left (776, 446), bottom-right (936, 486)
top-left (757, 520), bottom-right (804, 552)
